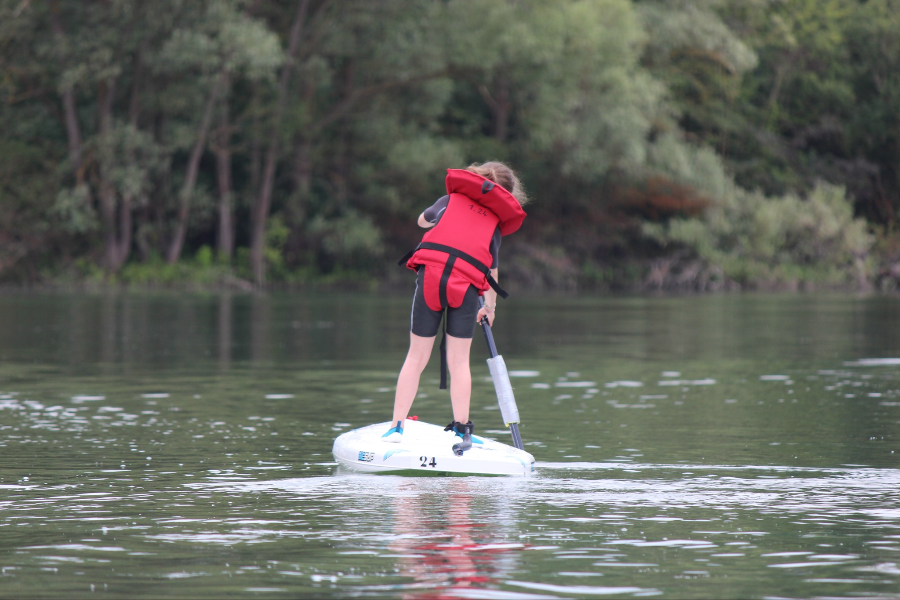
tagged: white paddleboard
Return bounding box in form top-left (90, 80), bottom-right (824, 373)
top-left (332, 420), bottom-right (535, 476)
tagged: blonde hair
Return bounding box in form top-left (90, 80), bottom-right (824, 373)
top-left (465, 161), bottom-right (529, 206)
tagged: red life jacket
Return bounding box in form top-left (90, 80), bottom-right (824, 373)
top-left (402, 169), bottom-right (526, 312)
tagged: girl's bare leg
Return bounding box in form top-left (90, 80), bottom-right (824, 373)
top-left (445, 334), bottom-right (474, 423)
top-left (392, 332), bottom-right (436, 423)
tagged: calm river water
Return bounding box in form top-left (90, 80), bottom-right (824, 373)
top-left (1, 291), bottom-right (899, 598)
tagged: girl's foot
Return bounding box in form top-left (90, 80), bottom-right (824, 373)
top-left (444, 420), bottom-right (483, 444)
top-left (382, 420), bottom-right (404, 443)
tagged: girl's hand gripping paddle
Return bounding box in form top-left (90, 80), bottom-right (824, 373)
top-left (479, 299), bottom-right (525, 450)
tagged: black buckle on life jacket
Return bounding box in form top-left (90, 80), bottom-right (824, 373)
top-left (481, 180), bottom-right (494, 194)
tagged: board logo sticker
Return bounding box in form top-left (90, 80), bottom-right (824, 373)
top-left (383, 449), bottom-right (409, 461)
top-left (357, 451), bottom-right (375, 462)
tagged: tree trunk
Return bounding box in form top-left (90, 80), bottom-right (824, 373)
top-left (116, 193), bottom-right (133, 269)
top-left (50, 2), bottom-right (84, 181)
top-left (493, 73), bottom-right (510, 142)
top-left (766, 51), bottom-right (797, 124)
top-left (478, 73), bottom-right (511, 142)
top-left (112, 51), bottom-right (145, 271)
top-left (249, 119), bottom-right (262, 200)
top-left (215, 84), bottom-right (234, 262)
top-left (329, 59), bottom-right (355, 208)
top-left (292, 79), bottom-right (315, 200)
top-left (250, 0), bottom-right (310, 286)
top-left (293, 137), bottom-right (312, 199)
top-left (153, 114), bottom-right (171, 257)
top-left (166, 72), bottom-right (227, 264)
top-left (97, 78), bottom-right (119, 272)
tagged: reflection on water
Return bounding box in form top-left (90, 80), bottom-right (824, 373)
top-left (0, 292), bottom-right (899, 598)
top-left (385, 479), bottom-right (519, 597)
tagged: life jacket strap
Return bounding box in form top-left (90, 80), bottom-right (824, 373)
top-left (437, 256), bottom-right (457, 390)
top-left (397, 248), bottom-right (416, 266)
top-left (439, 307), bottom-right (448, 390)
top-left (398, 242), bottom-right (509, 299)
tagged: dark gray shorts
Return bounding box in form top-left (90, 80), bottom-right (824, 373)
top-left (410, 267), bottom-right (479, 339)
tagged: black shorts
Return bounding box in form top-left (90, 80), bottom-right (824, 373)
top-left (410, 267), bottom-right (479, 339)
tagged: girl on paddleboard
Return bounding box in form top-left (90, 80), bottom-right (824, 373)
top-left (384, 162), bottom-right (528, 445)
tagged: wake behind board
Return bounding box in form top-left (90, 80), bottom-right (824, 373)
top-left (332, 420), bottom-right (535, 476)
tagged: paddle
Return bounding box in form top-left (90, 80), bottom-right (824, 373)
top-left (479, 298), bottom-right (525, 450)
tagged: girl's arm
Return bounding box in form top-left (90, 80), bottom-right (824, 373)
top-left (475, 268), bottom-right (498, 327)
top-left (420, 196), bottom-right (449, 228)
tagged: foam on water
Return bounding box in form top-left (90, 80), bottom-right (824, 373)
top-left (845, 358), bottom-right (900, 366)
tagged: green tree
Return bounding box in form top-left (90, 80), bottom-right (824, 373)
top-left (0, 0), bottom-right (894, 291)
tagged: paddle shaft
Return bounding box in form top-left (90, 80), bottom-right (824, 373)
top-left (479, 302), bottom-right (524, 451)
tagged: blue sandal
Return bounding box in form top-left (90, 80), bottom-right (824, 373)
top-left (382, 420), bottom-right (403, 443)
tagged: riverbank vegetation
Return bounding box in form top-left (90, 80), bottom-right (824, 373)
top-left (2, 0), bottom-right (899, 292)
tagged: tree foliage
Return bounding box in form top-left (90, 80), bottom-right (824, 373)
top-left (0, 0), bottom-right (894, 290)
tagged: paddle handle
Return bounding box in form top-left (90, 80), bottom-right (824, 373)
top-left (478, 296), bottom-right (497, 357)
top-left (480, 313), bottom-right (499, 358)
